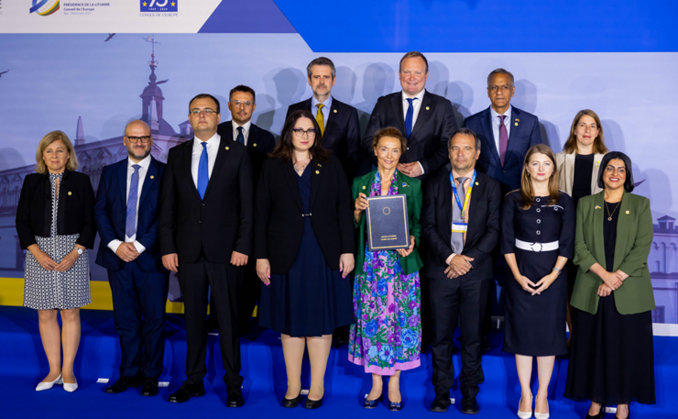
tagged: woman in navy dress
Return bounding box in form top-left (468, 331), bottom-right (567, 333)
top-left (255, 110), bottom-right (355, 409)
top-left (501, 144), bottom-right (574, 419)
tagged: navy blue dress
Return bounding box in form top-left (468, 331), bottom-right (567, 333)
top-left (501, 191), bottom-right (575, 356)
top-left (258, 164), bottom-right (354, 337)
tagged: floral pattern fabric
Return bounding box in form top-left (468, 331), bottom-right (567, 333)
top-left (348, 170), bottom-right (421, 375)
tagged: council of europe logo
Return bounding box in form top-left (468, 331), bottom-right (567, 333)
top-left (141, 0), bottom-right (178, 12)
top-left (30, 0), bottom-right (60, 16)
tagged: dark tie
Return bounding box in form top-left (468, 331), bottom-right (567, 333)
top-left (499, 115), bottom-right (509, 166)
top-left (405, 98), bottom-right (417, 138)
top-left (125, 164), bottom-right (140, 238)
top-left (236, 126), bottom-right (245, 145)
top-left (451, 176), bottom-right (468, 254)
top-left (197, 142), bottom-right (209, 199)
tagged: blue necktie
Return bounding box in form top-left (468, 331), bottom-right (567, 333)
top-left (197, 142), bottom-right (209, 200)
top-left (405, 98), bottom-right (417, 138)
top-left (125, 164), bottom-right (140, 239)
top-left (236, 126), bottom-right (245, 145)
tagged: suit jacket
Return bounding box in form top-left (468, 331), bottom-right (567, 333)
top-left (464, 106), bottom-right (542, 194)
top-left (158, 138), bottom-right (253, 264)
top-left (352, 170), bottom-right (423, 276)
top-left (555, 151), bottom-right (606, 197)
top-left (16, 170), bottom-right (96, 250)
top-left (571, 191), bottom-right (655, 315)
top-left (363, 90), bottom-right (457, 176)
top-left (421, 170), bottom-right (501, 281)
top-left (254, 155), bottom-right (354, 274)
top-left (286, 97), bottom-right (361, 180)
top-left (217, 120), bottom-right (276, 189)
top-left (94, 156), bottom-right (166, 272)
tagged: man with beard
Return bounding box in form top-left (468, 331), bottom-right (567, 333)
top-left (94, 119), bottom-right (168, 397)
top-left (422, 128), bottom-right (501, 414)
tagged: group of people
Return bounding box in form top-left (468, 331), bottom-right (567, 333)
top-left (16, 52), bottom-right (655, 419)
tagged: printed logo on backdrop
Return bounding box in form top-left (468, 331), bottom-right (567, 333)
top-left (141, 0), bottom-right (177, 12)
top-left (29, 0), bottom-right (60, 16)
top-left (61, 2), bottom-right (111, 15)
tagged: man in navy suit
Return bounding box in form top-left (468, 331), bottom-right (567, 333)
top-left (216, 85), bottom-right (275, 334)
top-left (463, 68), bottom-right (542, 194)
top-left (94, 120), bottom-right (168, 397)
top-left (286, 57), bottom-right (361, 182)
top-left (363, 51), bottom-right (457, 179)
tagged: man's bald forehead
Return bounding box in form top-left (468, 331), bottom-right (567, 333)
top-left (125, 119), bottom-right (151, 135)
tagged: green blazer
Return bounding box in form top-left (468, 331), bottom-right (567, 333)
top-left (571, 191), bottom-right (655, 315)
top-left (352, 170), bottom-right (423, 276)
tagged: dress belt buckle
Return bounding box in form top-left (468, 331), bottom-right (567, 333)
top-left (529, 242), bottom-right (543, 252)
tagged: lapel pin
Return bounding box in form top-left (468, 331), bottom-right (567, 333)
top-left (318, 163), bottom-right (322, 167)
top-left (362, 186), bottom-right (366, 190)
top-left (475, 182), bottom-right (479, 185)
top-left (315, 170), bottom-right (320, 174)
top-left (225, 146), bottom-right (230, 150)
top-left (253, 143), bottom-right (257, 147)
top-left (333, 109), bottom-right (337, 113)
top-left (626, 210), bottom-right (630, 214)
top-left (402, 182), bottom-right (409, 188)
top-left (515, 118), bottom-right (520, 121)
top-left (426, 106), bottom-right (430, 111)
top-left (514, 122), bottom-right (519, 126)
top-left (150, 175), bottom-right (154, 179)
top-left (595, 205), bottom-right (601, 210)
top-left (68, 191), bottom-right (72, 196)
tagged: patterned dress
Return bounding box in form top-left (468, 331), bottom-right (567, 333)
top-left (23, 172), bottom-right (91, 310)
top-left (348, 171), bottom-right (421, 375)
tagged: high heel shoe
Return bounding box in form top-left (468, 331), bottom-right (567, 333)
top-left (517, 396), bottom-right (533, 419)
top-left (35, 374), bottom-right (63, 391)
top-left (282, 393), bottom-right (301, 408)
top-left (63, 377), bottom-right (78, 393)
top-left (304, 396), bottom-right (323, 409)
top-left (534, 401), bottom-right (549, 419)
top-left (585, 405), bottom-right (606, 419)
top-left (363, 394), bottom-right (383, 409)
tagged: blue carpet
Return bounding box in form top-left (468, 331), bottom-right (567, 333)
top-left (1, 306), bottom-right (676, 419)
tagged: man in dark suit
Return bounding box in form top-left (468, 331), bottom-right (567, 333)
top-left (463, 68), bottom-right (542, 194)
top-left (422, 128), bottom-right (501, 414)
top-left (159, 94), bottom-right (253, 407)
top-left (363, 51), bottom-right (457, 179)
top-left (215, 85), bottom-right (275, 334)
top-left (286, 57), bottom-right (361, 181)
top-left (94, 120), bottom-right (168, 397)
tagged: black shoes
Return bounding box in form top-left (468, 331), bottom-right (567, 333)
top-left (585, 405), bottom-right (606, 419)
top-left (105, 376), bottom-right (143, 394)
top-left (141, 378), bottom-right (159, 397)
top-left (226, 388), bottom-right (245, 408)
top-left (460, 397), bottom-right (480, 415)
top-left (305, 396), bottom-right (323, 409)
top-left (430, 393), bottom-right (452, 412)
top-left (282, 393), bottom-right (301, 408)
top-left (363, 395), bottom-right (383, 409)
top-left (388, 399), bottom-right (403, 411)
top-left (168, 381), bottom-right (206, 403)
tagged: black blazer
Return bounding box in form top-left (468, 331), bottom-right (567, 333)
top-left (286, 97), bottom-right (361, 180)
top-left (421, 170), bottom-right (501, 281)
top-left (94, 156), bottom-right (166, 273)
top-left (16, 170), bottom-right (96, 249)
top-left (158, 138), bottom-right (254, 264)
top-left (216, 121), bottom-right (276, 189)
top-left (363, 90), bottom-right (457, 176)
top-left (254, 155), bottom-right (354, 274)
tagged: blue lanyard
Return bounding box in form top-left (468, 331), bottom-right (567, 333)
top-left (450, 170), bottom-right (476, 216)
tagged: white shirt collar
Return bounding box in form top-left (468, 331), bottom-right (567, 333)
top-left (192, 132), bottom-right (220, 151)
top-left (402, 89), bottom-right (426, 102)
top-left (127, 154), bottom-right (152, 171)
top-left (490, 105), bottom-right (512, 120)
top-left (232, 120), bottom-right (252, 134)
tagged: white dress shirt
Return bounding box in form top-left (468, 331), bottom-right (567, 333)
top-left (401, 89), bottom-right (427, 174)
top-left (107, 155), bottom-right (152, 255)
top-left (232, 120), bottom-right (252, 146)
top-left (490, 105), bottom-right (512, 154)
top-left (191, 133), bottom-right (221, 189)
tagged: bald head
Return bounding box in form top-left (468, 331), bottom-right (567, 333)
top-left (123, 119), bottom-right (153, 162)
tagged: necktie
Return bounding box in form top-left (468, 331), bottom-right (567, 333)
top-left (236, 126), bottom-right (245, 145)
top-left (499, 115), bottom-right (509, 166)
top-left (451, 177), bottom-right (468, 254)
top-left (125, 164), bottom-right (140, 239)
top-left (315, 104), bottom-right (325, 136)
top-left (197, 142), bottom-right (209, 200)
top-left (405, 98), bottom-right (417, 138)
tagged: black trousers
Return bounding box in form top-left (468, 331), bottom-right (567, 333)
top-left (108, 262), bottom-right (169, 379)
top-left (430, 274), bottom-right (490, 398)
top-left (208, 261), bottom-right (259, 334)
top-left (178, 256), bottom-right (243, 390)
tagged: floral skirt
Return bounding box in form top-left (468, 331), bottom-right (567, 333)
top-left (348, 247), bottom-right (421, 375)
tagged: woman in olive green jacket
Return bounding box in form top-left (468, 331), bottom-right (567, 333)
top-left (565, 152), bottom-right (655, 419)
top-left (347, 127), bottom-right (423, 411)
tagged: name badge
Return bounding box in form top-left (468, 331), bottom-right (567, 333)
top-left (451, 222), bottom-right (468, 233)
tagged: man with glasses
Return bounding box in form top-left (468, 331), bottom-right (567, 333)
top-left (286, 57), bottom-right (361, 181)
top-left (159, 94), bottom-right (253, 407)
top-left (216, 85), bottom-right (275, 334)
top-left (94, 120), bottom-right (168, 397)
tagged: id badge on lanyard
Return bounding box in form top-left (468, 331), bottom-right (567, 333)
top-left (449, 170), bottom-right (476, 234)
top-left (451, 221), bottom-right (468, 233)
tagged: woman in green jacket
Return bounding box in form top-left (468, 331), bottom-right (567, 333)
top-left (348, 127), bottom-right (423, 411)
top-left (565, 152), bottom-right (655, 419)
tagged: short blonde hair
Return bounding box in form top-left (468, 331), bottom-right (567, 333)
top-left (35, 130), bottom-right (79, 174)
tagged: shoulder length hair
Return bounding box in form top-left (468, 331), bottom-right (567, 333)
top-left (270, 109), bottom-right (330, 164)
top-left (597, 151), bottom-right (634, 193)
top-left (35, 130), bottom-right (79, 174)
top-left (520, 144), bottom-right (560, 209)
top-left (562, 109), bottom-right (609, 154)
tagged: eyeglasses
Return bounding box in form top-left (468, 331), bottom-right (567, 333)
top-left (292, 128), bottom-right (317, 138)
top-left (190, 109), bottom-right (217, 116)
top-left (230, 100), bottom-right (253, 108)
top-left (126, 136), bottom-right (151, 144)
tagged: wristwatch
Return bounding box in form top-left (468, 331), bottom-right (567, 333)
top-left (76, 248), bottom-right (83, 255)
top-left (552, 267), bottom-right (561, 275)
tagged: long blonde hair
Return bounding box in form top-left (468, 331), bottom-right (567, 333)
top-left (520, 144), bottom-right (560, 210)
top-left (35, 130), bottom-right (79, 174)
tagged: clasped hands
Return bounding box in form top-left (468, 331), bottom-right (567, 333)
top-left (515, 271), bottom-right (558, 296)
top-left (597, 269), bottom-right (628, 297)
top-left (445, 254), bottom-right (474, 278)
top-left (31, 244), bottom-right (83, 272)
